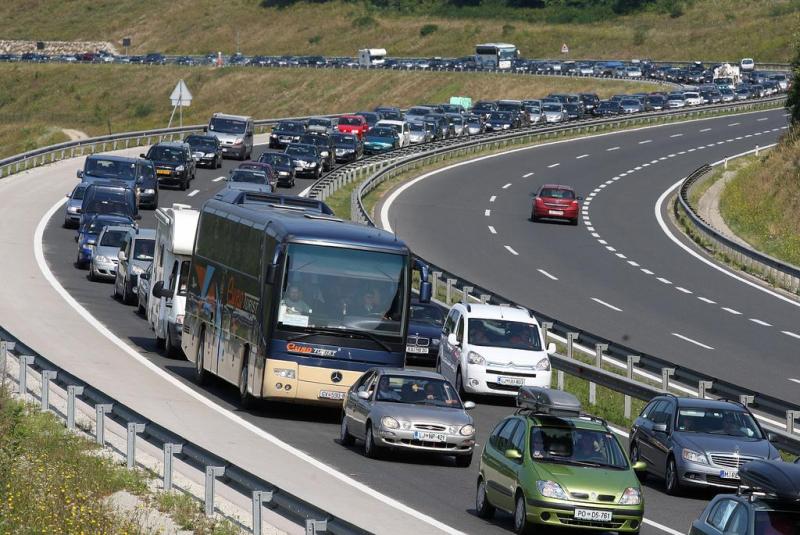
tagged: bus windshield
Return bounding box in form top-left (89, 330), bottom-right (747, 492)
top-left (278, 243), bottom-right (407, 337)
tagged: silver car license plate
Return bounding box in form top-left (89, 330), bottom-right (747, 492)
top-left (406, 346), bottom-right (429, 354)
top-left (318, 390), bottom-right (345, 401)
top-left (574, 509), bottom-right (612, 522)
top-left (498, 376), bottom-right (525, 386)
top-left (413, 431), bottom-right (446, 442)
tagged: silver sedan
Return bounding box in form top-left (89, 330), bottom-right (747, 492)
top-left (340, 368), bottom-right (476, 466)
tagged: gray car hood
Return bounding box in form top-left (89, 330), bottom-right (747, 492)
top-left (677, 432), bottom-right (774, 458)
top-left (94, 244), bottom-right (121, 260)
top-left (371, 401), bottom-right (472, 426)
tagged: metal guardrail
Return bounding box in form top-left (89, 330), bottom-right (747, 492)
top-left (677, 164), bottom-right (800, 294)
top-left (0, 325), bottom-right (368, 535)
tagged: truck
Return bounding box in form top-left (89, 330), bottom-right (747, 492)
top-left (358, 48), bottom-right (386, 67)
top-left (148, 203), bottom-right (199, 358)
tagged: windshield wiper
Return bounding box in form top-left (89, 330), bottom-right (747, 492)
top-left (287, 327), bottom-right (393, 353)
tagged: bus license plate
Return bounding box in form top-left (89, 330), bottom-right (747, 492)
top-left (498, 376), bottom-right (525, 386)
top-left (406, 346), bottom-right (429, 354)
top-left (413, 431), bottom-right (446, 442)
top-left (719, 469), bottom-right (739, 479)
top-left (574, 509), bottom-right (612, 522)
top-left (318, 390), bottom-right (345, 401)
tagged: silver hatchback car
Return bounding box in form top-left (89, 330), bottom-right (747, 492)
top-left (340, 368), bottom-right (476, 466)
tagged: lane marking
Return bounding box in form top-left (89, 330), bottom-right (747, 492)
top-left (575, 154), bottom-right (589, 159)
top-left (782, 331), bottom-right (800, 340)
top-left (641, 269), bottom-right (654, 275)
top-left (627, 260), bottom-right (640, 267)
top-left (757, 117), bottom-right (768, 121)
top-left (586, 226), bottom-right (595, 232)
top-left (697, 297), bottom-right (716, 304)
top-left (484, 209), bottom-right (491, 217)
top-left (638, 139), bottom-right (652, 144)
top-left (212, 176), bottom-right (226, 182)
top-left (547, 163), bottom-right (560, 168)
top-left (672, 333), bottom-right (714, 350)
top-left (615, 253), bottom-right (627, 259)
top-left (606, 146), bottom-right (620, 152)
top-left (728, 122), bottom-right (740, 126)
top-left (504, 245), bottom-right (519, 256)
top-left (502, 183), bottom-right (512, 189)
top-left (598, 239), bottom-right (608, 245)
top-left (657, 277), bottom-right (672, 285)
top-left (298, 185), bottom-right (312, 197)
top-left (523, 172), bottom-right (534, 178)
top-left (591, 297), bottom-right (622, 312)
top-left (35, 198), bottom-right (463, 535)
top-left (676, 287), bottom-right (692, 294)
top-left (722, 307), bottom-right (742, 315)
top-left (699, 127), bottom-right (712, 132)
top-left (790, 378), bottom-right (800, 385)
top-left (537, 269), bottom-right (558, 281)
top-left (187, 189), bottom-right (200, 197)
top-left (669, 133), bottom-right (683, 138)
top-left (487, 225), bottom-right (496, 234)
top-left (750, 318), bottom-right (772, 327)
top-left (605, 246), bottom-right (617, 252)
top-left (489, 195), bottom-right (496, 202)
top-left (591, 232), bottom-right (600, 238)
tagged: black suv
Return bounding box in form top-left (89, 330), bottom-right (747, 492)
top-left (184, 134), bottom-right (223, 169)
top-left (142, 142), bottom-right (196, 191)
top-left (284, 143), bottom-right (323, 179)
top-left (331, 133), bottom-right (363, 164)
top-left (299, 133), bottom-right (335, 171)
top-left (258, 150), bottom-right (296, 188)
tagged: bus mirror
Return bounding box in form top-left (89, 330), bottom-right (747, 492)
top-left (152, 281), bottom-right (171, 299)
top-left (419, 281), bottom-right (432, 303)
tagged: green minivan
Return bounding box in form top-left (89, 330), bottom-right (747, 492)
top-left (476, 387), bottom-right (646, 534)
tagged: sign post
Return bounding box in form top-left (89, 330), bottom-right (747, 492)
top-left (561, 43), bottom-right (569, 57)
top-left (167, 79), bottom-right (192, 129)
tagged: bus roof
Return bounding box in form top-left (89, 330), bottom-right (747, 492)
top-left (202, 197), bottom-right (410, 255)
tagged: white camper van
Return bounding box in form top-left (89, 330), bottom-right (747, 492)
top-left (358, 48), bottom-right (386, 67)
top-left (148, 203), bottom-right (199, 357)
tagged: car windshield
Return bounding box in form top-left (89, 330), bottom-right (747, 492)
top-left (530, 426), bottom-right (629, 469)
top-left (209, 118), bottom-right (246, 134)
top-left (148, 146), bottom-right (183, 162)
top-left (668, 94), bottom-right (685, 100)
top-left (87, 199), bottom-right (132, 218)
top-left (467, 318), bottom-right (542, 350)
top-left (286, 145), bottom-right (316, 158)
top-left (85, 158), bottom-right (136, 180)
top-left (374, 375), bottom-right (462, 408)
top-left (186, 137), bottom-right (217, 151)
top-left (410, 303), bottom-right (444, 326)
top-left (407, 108), bottom-right (431, 116)
top-left (338, 117), bottom-right (363, 126)
top-left (648, 96), bottom-right (665, 103)
top-left (87, 217), bottom-right (124, 233)
top-left (489, 112), bottom-right (511, 121)
top-left (598, 102), bottom-right (617, 109)
top-left (99, 230), bottom-right (128, 247)
top-left (621, 99), bottom-right (640, 106)
top-left (368, 127), bottom-right (395, 138)
top-left (542, 104), bottom-right (562, 112)
top-left (259, 153), bottom-right (291, 167)
top-left (540, 188), bottom-right (575, 199)
top-left (332, 134), bottom-right (356, 147)
top-left (409, 123), bottom-right (426, 132)
top-left (230, 170), bottom-right (267, 184)
top-left (278, 243), bottom-right (407, 336)
top-left (133, 238), bottom-right (155, 261)
top-left (676, 408), bottom-right (763, 438)
top-left (754, 511), bottom-right (800, 534)
top-left (275, 121), bottom-right (304, 133)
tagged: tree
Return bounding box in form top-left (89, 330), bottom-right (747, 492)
top-left (787, 34), bottom-right (800, 127)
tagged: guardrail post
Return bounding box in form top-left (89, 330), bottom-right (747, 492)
top-left (95, 404), bottom-right (113, 446)
top-left (67, 385), bottom-right (84, 430)
top-left (0, 341), bottom-right (14, 389)
top-left (738, 395), bottom-right (754, 408)
top-left (204, 465), bottom-right (226, 517)
top-left (306, 519), bottom-right (328, 534)
top-left (540, 322), bottom-right (553, 346)
top-left (661, 368), bottom-right (675, 392)
top-left (698, 380), bottom-right (713, 399)
top-left (625, 356), bottom-right (641, 419)
top-left (431, 271), bottom-right (441, 298)
top-left (786, 410), bottom-right (799, 434)
top-left (163, 443), bottom-right (183, 491)
top-left (480, 294), bottom-right (491, 304)
top-left (446, 279), bottom-right (455, 304)
top-left (589, 344), bottom-right (607, 405)
top-left (755, 145), bottom-right (759, 156)
top-left (252, 490), bottom-right (274, 535)
top-left (40, 370), bottom-right (57, 412)
top-left (126, 422), bottom-right (146, 469)
top-left (17, 355), bottom-right (34, 400)
top-left (566, 332), bottom-right (579, 360)
top-left (461, 286), bottom-right (473, 304)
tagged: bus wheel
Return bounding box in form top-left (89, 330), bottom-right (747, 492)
top-left (195, 331), bottom-right (209, 386)
top-left (238, 351), bottom-right (254, 409)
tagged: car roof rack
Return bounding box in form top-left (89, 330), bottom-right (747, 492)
top-left (516, 387), bottom-right (581, 418)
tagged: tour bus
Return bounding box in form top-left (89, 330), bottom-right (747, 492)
top-left (181, 191), bottom-right (432, 407)
top-left (149, 203), bottom-right (199, 357)
top-left (475, 43), bottom-right (519, 70)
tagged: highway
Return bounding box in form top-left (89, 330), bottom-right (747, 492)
top-left (28, 134), bottom-right (742, 534)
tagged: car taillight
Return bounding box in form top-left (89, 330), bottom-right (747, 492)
top-left (535, 197), bottom-right (544, 205)
top-left (571, 200), bottom-right (579, 206)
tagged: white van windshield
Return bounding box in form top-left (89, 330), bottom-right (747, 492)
top-left (468, 319), bottom-right (542, 350)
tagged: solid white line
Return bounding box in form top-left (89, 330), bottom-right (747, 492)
top-left (575, 154), bottom-right (589, 159)
top-left (212, 176), bottom-right (226, 182)
top-left (672, 333), bottom-right (715, 350)
top-left (489, 195), bottom-right (496, 202)
top-left (657, 277), bottom-right (672, 285)
top-left (187, 189), bottom-right (200, 197)
top-left (641, 269), bottom-right (654, 275)
top-left (700, 128), bottom-right (712, 132)
top-left (728, 122), bottom-right (740, 126)
top-left (606, 146), bottom-right (620, 151)
top-left (676, 287), bottom-right (692, 294)
top-left (299, 185), bottom-right (312, 197)
top-left (547, 163), bottom-right (560, 168)
top-left (537, 269), bottom-right (558, 281)
top-left (749, 318), bottom-right (772, 327)
top-left (504, 245), bottom-right (519, 256)
top-left (642, 518), bottom-right (686, 535)
top-left (502, 183), bottom-right (512, 189)
top-left (697, 297), bottom-right (716, 304)
top-left (638, 139), bottom-right (652, 145)
top-left (484, 209), bottom-right (491, 217)
top-left (722, 307), bottom-right (742, 315)
top-left (757, 117), bottom-right (768, 121)
top-left (669, 133), bottom-right (683, 138)
top-left (782, 331), bottom-right (800, 340)
top-left (591, 297), bottom-right (622, 312)
top-left (523, 172), bottom-right (534, 178)
top-left (35, 199), bottom-right (463, 534)
top-left (487, 225), bottom-right (496, 234)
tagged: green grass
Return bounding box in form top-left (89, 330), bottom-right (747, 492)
top-left (150, 491), bottom-right (242, 535)
top-left (1, 0), bottom-right (795, 62)
top-left (0, 63), bottom-right (656, 159)
top-left (719, 135), bottom-right (800, 267)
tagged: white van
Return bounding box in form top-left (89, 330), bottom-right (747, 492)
top-left (437, 303), bottom-right (553, 396)
top-left (358, 48), bottom-right (386, 67)
top-left (148, 203), bottom-right (199, 357)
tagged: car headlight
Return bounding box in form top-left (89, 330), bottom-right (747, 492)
top-left (535, 357), bottom-right (551, 371)
top-left (459, 424), bottom-right (475, 436)
top-left (274, 368), bottom-right (296, 379)
top-left (270, 133), bottom-right (277, 138)
top-left (233, 138), bottom-right (243, 145)
top-left (619, 487), bottom-right (641, 505)
top-left (278, 171), bottom-right (289, 176)
top-left (467, 351), bottom-right (485, 365)
top-left (431, 339), bottom-right (440, 346)
top-left (175, 165), bottom-right (185, 172)
top-left (536, 480), bottom-right (568, 500)
top-left (144, 188), bottom-right (155, 194)
top-left (205, 152), bottom-right (216, 158)
top-left (175, 314), bottom-right (184, 325)
top-left (131, 265), bottom-right (145, 276)
top-left (94, 255), bottom-right (110, 264)
top-left (67, 206), bottom-right (79, 213)
top-left (682, 448), bottom-right (708, 465)
top-left (309, 162), bottom-right (317, 167)
top-left (381, 417), bottom-right (400, 429)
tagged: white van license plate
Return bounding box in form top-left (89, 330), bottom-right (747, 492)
top-left (318, 390), bottom-right (344, 400)
top-left (497, 376), bottom-right (525, 386)
top-left (406, 346), bottom-right (429, 354)
top-left (574, 509), bottom-right (612, 522)
top-left (719, 469), bottom-right (739, 479)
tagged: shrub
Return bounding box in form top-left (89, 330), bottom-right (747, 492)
top-left (420, 23), bottom-right (439, 36)
top-left (502, 23), bottom-right (515, 36)
top-left (632, 25), bottom-right (648, 46)
top-left (308, 34), bottom-right (322, 45)
top-left (352, 15), bottom-right (378, 28)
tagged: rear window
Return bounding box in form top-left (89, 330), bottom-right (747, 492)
top-left (100, 229), bottom-right (128, 247)
top-left (539, 188), bottom-right (575, 199)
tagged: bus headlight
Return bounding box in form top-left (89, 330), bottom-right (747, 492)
top-left (274, 368), bottom-right (296, 379)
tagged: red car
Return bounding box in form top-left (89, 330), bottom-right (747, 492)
top-left (531, 184), bottom-right (581, 225)
top-left (337, 115), bottom-right (369, 139)
top-left (237, 161), bottom-right (277, 189)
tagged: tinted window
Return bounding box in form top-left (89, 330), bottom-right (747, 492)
top-left (539, 188), bottom-right (575, 199)
top-left (754, 510), bottom-right (800, 534)
top-left (85, 158), bottom-right (136, 180)
top-left (374, 375), bottom-right (462, 408)
top-left (209, 118), bottom-right (246, 134)
top-left (148, 146), bottom-right (184, 162)
top-left (185, 136), bottom-right (217, 151)
top-left (708, 500), bottom-right (738, 530)
top-left (467, 318), bottom-right (542, 350)
top-left (530, 426), bottom-right (628, 468)
top-left (286, 145), bottom-right (316, 157)
top-left (133, 238), bottom-right (155, 261)
top-left (496, 419), bottom-right (520, 452)
top-left (72, 185), bottom-right (87, 200)
top-left (99, 230), bottom-right (129, 247)
top-left (338, 117), bottom-right (363, 126)
top-left (725, 504), bottom-right (748, 535)
top-left (259, 153), bottom-right (292, 167)
top-left (230, 170), bottom-right (268, 184)
top-left (677, 407), bottom-right (763, 438)
top-left (410, 304), bottom-right (444, 326)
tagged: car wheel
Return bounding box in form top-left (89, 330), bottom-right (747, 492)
top-left (195, 330), bottom-right (209, 386)
top-left (153, 191), bottom-right (159, 208)
top-left (435, 357), bottom-right (441, 374)
top-left (122, 280), bottom-right (133, 305)
top-left (137, 299), bottom-right (145, 315)
top-left (665, 455), bottom-right (681, 495)
top-left (165, 326), bottom-right (180, 359)
top-left (630, 442), bottom-right (647, 482)
top-left (340, 416), bottom-right (355, 447)
top-left (113, 274), bottom-right (121, 298)
top-left (181, 177), bottom-right (189, 191)
top-left (455, 452), bottom-right (472, 468)
top-left (570, 217), bottom-right (579, 226)
top-left (238, 353), bottom-right (254, 409)
top-left (315, 166), bottom-right (321, 180)
top-left (475, 477), bottom-right (495, 519)
top-left (216, 155), bottom-right (222, 169)
top-left (513, 492), bottom-right (531, 535)
top-left (364, 422), bottom-right (381, 459)
top-left (530, 211), bottom-right (539, 223)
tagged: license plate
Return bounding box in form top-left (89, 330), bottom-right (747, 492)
top-left (222, 147), bottom-right (228, 152)
top-left (549, 210), bottom-right (564, 216)
top-left (497, 376), bottom-right (525, 386)
top-left (156, 169), bottom-right (171, 175)
top-left (406, 346), bottom-right (429, 354)
top-left (318, 390), bottom-right (345, 401)
top-left (574, 509), bottom-right (612, 522)
top-left (413, 431), bottom-right (446, 442)
top-left (719, 469), bottom-right (739, 479)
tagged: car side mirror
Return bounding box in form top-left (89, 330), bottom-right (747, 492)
top-left (203, 126), bottom-right (208, 133)
top-left (135, 214), bottom-right (142, 221)
top-left (65, 193), bottom-right (71, 198)
top-left (464, 401), bottom-right (476, 410)
top-left (118, 250), bottom-right (127, 262)
top-left (632, 460), bottom-right (647, 472)
top-left (504, 449), bottom-right (522, 460)
top-left (419, 281), bottom-right (432, 303)
top-left (140, 153), bottom-right (146, 159)
top-left (140, 272), bottom-right (150, 281)
top-left (653, 423), bottom-right (668, 433)
top-left (76, 170), bottom-right (83, 179)
top-left (357, 390), bottom-right (371, 400)
top-left (447, 332), bottom-right (459, 347)
top-left (547, 342), bottom-right (556, 354)
top-left (767, 432), bottom-right (777, 442)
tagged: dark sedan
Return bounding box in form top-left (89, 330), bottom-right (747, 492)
top-left (299, 133), bottom-right (335, 171)
top-left (406, 301), bottom-right (445, 363)
top-left (269, 120), bottom-right (306, 149)
top-left (332, 133), bottom-right (363, 163)
top-left (258, 151), bottom-right (296, 187)
top-left (184, 134), bottom-right (222, 169)
top-left (484, 111), bottom-right (515, 132)
top-left (285, 143), bottom-right (324, 179)
top-left (593, 100), bottom-right (622, 117)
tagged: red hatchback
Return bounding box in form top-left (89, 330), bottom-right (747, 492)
top-left (337, 115), bottom-right (369, 139)
top-left (531, 184), bottom-right (581, 225)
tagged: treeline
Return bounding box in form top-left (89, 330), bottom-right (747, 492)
top-left (260, 0), bottom-right (690, 22)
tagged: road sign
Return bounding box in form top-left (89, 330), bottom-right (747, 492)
top-left (170, 79), bottom-right (192, 107)
top-left (561, 43), bottom-right (569, 54)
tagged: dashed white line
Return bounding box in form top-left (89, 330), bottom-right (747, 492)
top-left (523, 172), bottom-right (534, 178)
top-left (676, 287), bottom-right (692, 294)
top-left (782, 331), bottom-right (800, 340)
top-left (749, 318), bottom-right (772, 327)
top-left (678, 151), bottom-right (687, 154)
top-left (697, 297), bottom-right (716, 304)
top-left (669, 133), bottom-right (683, 138)
top-left (591, 298), bottom-right (623, 312)
top-left (489, 195), bottom-right (496, 202)
top-left (591, 232), bottom-right (600, 238)
top-left (537, 269), bottom-right (558, 281)
top-left (187, 189), bottom-right (200, 197)
top-left (657, 277), bottom-right (672, 285)
top-left (212, 176), bottom-right (226, 182)
top-left (699, 128), bottom-right (712, 132)
top-left (668, 153), bottom-right (676, 157)
top-left (487, 225), bottom-right (497, 234)
top-left (757, 117), bottom-right (768, 121)
top-left (586, 226), bottom-right (595, 232)
top-left (672, 332), bottom-right (714, 350)
top-left (598, 239), bottom-right (608, 245)
top-left (605, 179), bottom-right (614, 185)
top-left (790, 378), bottom-right (800, 385)
top-left (638, 139), bottom-right (652, 144)
top-left (484, 209), bottom-right (491, 216)
top-left (721, 307), bottom-right (742, 315)
top-left (547, 163), bottom-right (561, 168)
top-left (641, 268), bottom-right (654, 275)
top-left (634, 166), bottom-right (642, 170)
top-left (728, 122), bottom-right (740, 126)
top-left (504, 245), bottom-right (519, 256)
top-left (576, 154), bottom-right (589, 159)
top-left (605, 246), bottom-right (617, 252)
top-left (627, 260), bottom-right (640, 267)
top-left (502, 183), bottom-right (512, 189)
top-left (615, 253), bottom-right (627, 259)
top-left (607, 146), bottom-right (620, 152)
